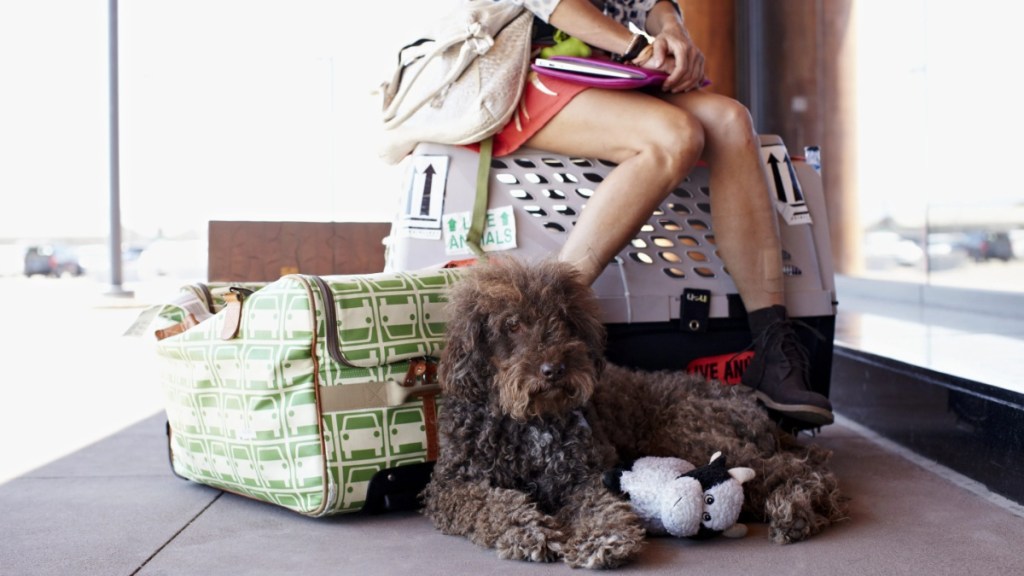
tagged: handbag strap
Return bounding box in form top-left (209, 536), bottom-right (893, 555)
top-left (382, 35), bottom-right (478, 128)
top-left (466, 136), bottom-right (492, 259)
top-left (379, 37), bottom-right (433, 109)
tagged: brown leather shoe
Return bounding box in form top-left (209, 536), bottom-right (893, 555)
top-left (742, 306), bottom-right (834, 427)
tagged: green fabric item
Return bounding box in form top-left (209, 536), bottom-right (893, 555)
top-left (153, 269), bottom-right (463, 516)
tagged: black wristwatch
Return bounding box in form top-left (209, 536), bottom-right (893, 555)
top-left (613, 33), bottom-right (649, 63)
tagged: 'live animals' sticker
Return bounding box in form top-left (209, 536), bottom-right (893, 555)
top-left (443, 206), bottom-right (518, 256)
top-left (686, 351), bottom-right (754, 385)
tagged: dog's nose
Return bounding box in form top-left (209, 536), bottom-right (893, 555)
top-left (540, 362), bottom-right (565, 380)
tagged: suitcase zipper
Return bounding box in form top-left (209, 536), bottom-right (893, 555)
top-left (309, 275), bottom-right (443, 389)
top-left (309, 275), bottom-right (358, 368)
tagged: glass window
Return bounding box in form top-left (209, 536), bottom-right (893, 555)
top-left (855, 0), bottom-right (1024, 292)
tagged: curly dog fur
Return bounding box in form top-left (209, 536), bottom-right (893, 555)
top-left (422, 258), bottom-right (847, 568)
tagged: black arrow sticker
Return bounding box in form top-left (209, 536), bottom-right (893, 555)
top-left (767, 153), bottom-right (788, 202)
top-left (419, 164), bottom-right (436, 216)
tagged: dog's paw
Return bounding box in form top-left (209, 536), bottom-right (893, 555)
top-left (495, 520), bottom-right (565, 563)
top-left (766, 491), bottom-right (818, 544)
top-left (562, 530), bottom-right (645, 569)
top-left (769, 514), bottom-right (810, 544)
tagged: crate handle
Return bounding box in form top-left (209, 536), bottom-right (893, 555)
top-left (610, 256), bottom-right (632, 324)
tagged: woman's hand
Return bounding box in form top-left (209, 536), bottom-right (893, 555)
top-left (646, 25), bottom-right (705, 93)
top-left (546, 0), bottom-right (706, 93)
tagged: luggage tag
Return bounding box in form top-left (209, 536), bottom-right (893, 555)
top-left (127, 289), bottom-right (215, 339)
top-left (680, 288), bottom-right (711, 333)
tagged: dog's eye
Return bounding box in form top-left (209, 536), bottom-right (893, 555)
top-left (505, 317), bottom-right (521, 333)
top-left (704, 494), bottom-right (715, 505)
top-left (702, 512), bottom-right (712, 522)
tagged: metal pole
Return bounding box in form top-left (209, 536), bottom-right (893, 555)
top-left (107, 0), bottom-right (131, 296)
top-left (734, 0), bottom-right (766, 129)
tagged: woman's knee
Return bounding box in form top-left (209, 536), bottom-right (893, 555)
top-left (644, 110), bottom-right (704, 177)
top-left (701, 96), bottom-right (757, 145)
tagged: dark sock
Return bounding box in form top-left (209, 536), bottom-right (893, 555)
top-left (747, 304), bottom-right (788, 336)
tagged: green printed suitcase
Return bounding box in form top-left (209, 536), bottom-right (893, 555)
top-left (151, 268), bottom-right (464, 517)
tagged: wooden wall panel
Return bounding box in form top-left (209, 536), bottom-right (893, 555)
top-left (821, 0), bottom-right (861, 274)
top-left (677, 0), bottom-right (736, 98)
top-left (761, 0), bottom-right (826, 150)
top-left (207, 221), bottom-right (391, 281)
top-left (734, 0), bottom-right (859, 274)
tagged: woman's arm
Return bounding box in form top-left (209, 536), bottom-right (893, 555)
top-left (545, 0), bottom-right (636, 56)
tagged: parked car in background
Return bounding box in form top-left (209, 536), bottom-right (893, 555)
top-left (77, 243), bottom-right (145, 283)
top-left (1011, 230), bottom-right (1024, 259)
top-left (959, 231), bottom-right (1015, 262)
top-left (926, 233), bottom-right (970, 271)
top-left (22, 245), bottom-right (84, 277)
top-left (0, 245), bottom-right (23, 276)
top-left (135, 239), bottom-right (207, 282)
top-left (863, 231), bottom-right (924, 269)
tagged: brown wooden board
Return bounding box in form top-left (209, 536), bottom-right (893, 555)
top-left (208, 221), bottom-right (390, 281)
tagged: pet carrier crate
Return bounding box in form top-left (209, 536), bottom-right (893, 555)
top-left (383, 135), bottom-right (837, 407)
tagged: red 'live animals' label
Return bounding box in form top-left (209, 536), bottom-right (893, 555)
top-left (686, 351), bottom-right (754, 385)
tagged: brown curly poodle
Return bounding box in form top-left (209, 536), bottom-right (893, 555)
top-left (422, 257), bottom-right (846, 569)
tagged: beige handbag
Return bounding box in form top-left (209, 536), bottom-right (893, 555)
top-left (378, 0), bottom-right (534, 164)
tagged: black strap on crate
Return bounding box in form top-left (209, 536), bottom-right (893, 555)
top-left (680, 288), bottom-right (711, 332)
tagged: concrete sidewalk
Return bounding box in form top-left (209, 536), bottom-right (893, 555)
top-left (3, 411), bottom-right (1023, 576)
top-left (0, 276), bottom-right (168, 486)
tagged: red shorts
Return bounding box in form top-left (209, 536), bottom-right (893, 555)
top-left (465, 72), bottom-right (589, 157)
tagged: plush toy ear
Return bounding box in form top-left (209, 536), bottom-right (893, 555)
top-left (602, 468), bottom-right (625, 495)
top-left (728, 467), bottom-right (756, 485)
top-left (722, 523), bottom-right (749, 539)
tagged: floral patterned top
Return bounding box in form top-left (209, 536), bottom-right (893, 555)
top-left (497, 0), bottom-right (661, 30)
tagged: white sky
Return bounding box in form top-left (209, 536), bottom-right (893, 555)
top-left (856, 0), bottom-right (1024, 227)
top-left (0, 0), bottom-right (442, 240)
top-left (0, 0), bottom-right (1021, 241)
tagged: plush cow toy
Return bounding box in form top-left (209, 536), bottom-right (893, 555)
top-left (603, 452), bottom-right (755, 539)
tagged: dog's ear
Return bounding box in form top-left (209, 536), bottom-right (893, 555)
top-left (558, 265), bottom-right (608, 375)
top-left (438, 277), bottom-right (493, 403)
top-left (574, 304), bottom-right (607, 375)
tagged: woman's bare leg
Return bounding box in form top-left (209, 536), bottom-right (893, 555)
top-left (660, 91), bottom-right (784, 312)
top-left (524, 88), bottom-right (704, 285)
top-left (661, 90), bottom-right (833, 426)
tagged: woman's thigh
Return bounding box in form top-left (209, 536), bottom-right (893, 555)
top-left (524, 88), bottom-right (703, 163)
top-left (658, 90), bottom-right (757, 149)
